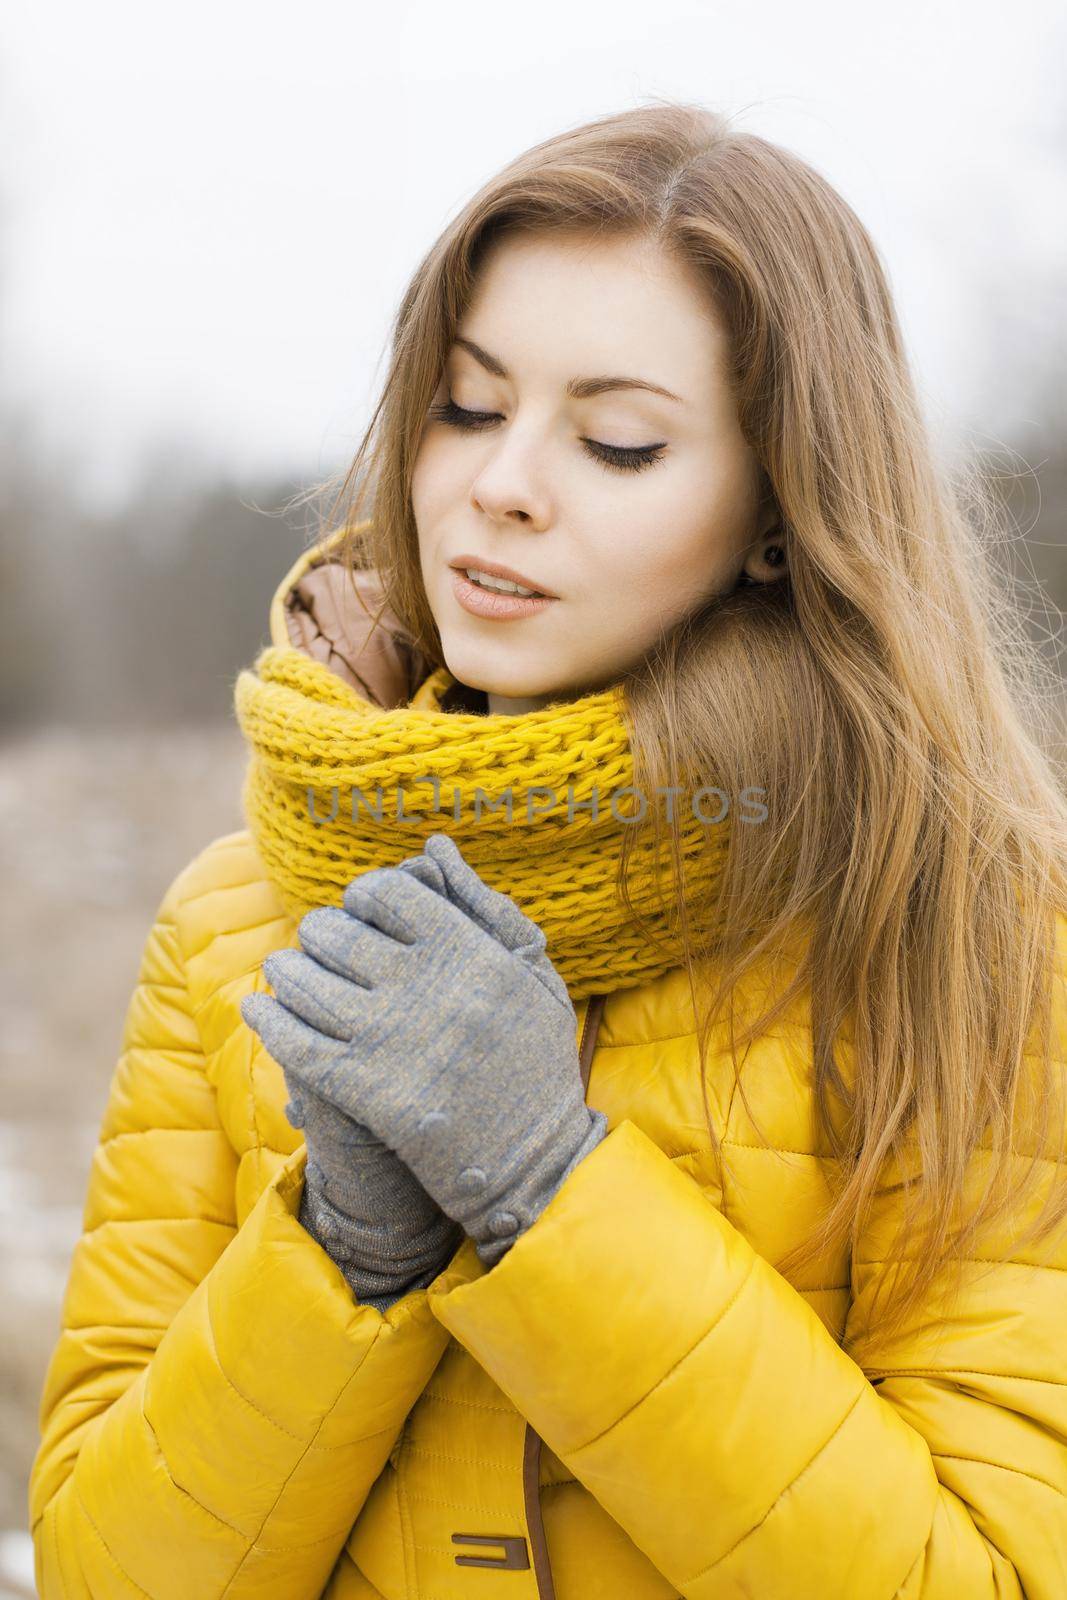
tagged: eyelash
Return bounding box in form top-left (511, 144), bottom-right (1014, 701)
top-left (427, 397), bottom-right (668, 475)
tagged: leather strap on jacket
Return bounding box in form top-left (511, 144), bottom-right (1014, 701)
top-left (521, 991), bottom-right (608, 1599)
top-left (577, 991), bottom-right (606, 1096)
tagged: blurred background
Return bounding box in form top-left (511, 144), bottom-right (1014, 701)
top-left (1, 2), bottom-right (1065, 1591)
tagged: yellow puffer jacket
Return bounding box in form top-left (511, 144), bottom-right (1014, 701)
top-left (29, 543), bottom-right (1067, 1599)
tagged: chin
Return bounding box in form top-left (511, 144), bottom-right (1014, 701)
top-left (454, 667), bottom-right (558, 700)
top-left (438, 638), bottom-right (560, 701)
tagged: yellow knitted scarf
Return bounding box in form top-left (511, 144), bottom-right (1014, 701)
top-left (233, 630), bottom-right (730, 999)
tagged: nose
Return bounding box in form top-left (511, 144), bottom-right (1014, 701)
top-left (468, 427), bottom-right (552, 530)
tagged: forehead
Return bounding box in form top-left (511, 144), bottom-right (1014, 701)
top-left (456, 231), bottom-right (735, 410)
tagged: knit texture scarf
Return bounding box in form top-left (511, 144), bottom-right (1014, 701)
top-left (233, 638), bottom-right (730, 1000)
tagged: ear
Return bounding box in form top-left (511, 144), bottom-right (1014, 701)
top-left (756, 488), bottom-right (781, 540)
top-left (742, 533), bottom-right (788, 584)
top-left (741, 481), bottom-right (788, 585)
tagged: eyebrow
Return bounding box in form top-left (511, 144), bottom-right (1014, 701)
top-left (453, 336), bottom-right (685, 405)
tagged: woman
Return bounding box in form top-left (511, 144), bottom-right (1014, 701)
top-left (29, 102), bottom-right (1067, 1598)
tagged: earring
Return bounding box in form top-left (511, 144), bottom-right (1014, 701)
top-left (738, 531), bottom-right (788, 590)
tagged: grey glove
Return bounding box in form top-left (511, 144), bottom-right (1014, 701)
top-left (275, 1049), bottom-right (462, 1314)
top-left (244, 846), bottom-right (468, 1312)
top-left (241, 833), bottom-right (608, 1268)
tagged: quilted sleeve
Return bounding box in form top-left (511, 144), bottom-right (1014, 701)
top-left (28, 853), bottom-right (454, 1600)
top-left (427, 1109), bottom-right (1067, 1599)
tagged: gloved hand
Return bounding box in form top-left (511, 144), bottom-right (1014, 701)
top-left (241, 833), bottom-right (608, 1266)
top-left (243, 852), bottom-right (467, 1311)
top-left (274, 1052), bottom-right (463, 1314)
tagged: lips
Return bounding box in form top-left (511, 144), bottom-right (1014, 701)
top-left (450, 569), bottom-right (557, 621)
top-left (449, 556), bottom-right (558, 598)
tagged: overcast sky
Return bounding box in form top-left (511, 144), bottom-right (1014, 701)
top-left (1, 0), bottom-right (1064, 513)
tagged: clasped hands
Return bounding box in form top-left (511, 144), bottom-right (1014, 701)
top-left (240, 832), bottom-right (608, 1265)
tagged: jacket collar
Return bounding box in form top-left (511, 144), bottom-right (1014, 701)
top-left (267, 522), bottom-right (441, 710)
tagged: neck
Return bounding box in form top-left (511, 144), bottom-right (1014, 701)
top-left (486, 689), bottom-right (554, 716)
top-left (479, 677), bottom-right (612, 717)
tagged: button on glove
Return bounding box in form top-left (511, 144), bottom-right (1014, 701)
top-left (242, 833), bottom-right (608, 1266)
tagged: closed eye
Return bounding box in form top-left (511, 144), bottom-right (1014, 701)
top-left (427, 397), bottom-right (668, 475)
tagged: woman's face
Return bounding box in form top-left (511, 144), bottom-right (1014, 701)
top-left (411, 230), bottom-right (779, 713)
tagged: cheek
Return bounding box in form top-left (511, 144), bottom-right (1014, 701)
top-left (578, 503), bottom-right (745, 659)
top-left (621, 454), bottom-right (754, 593)
top-left (409, 449), bottom-right (431, 523)
top-left (410, 434), bottom-right (458, 522)
top-left (603, 512), bottom-right (734, 607)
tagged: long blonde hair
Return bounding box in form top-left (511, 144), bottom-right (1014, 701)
top-left (293, 101), bottom-right (1067, 1343)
